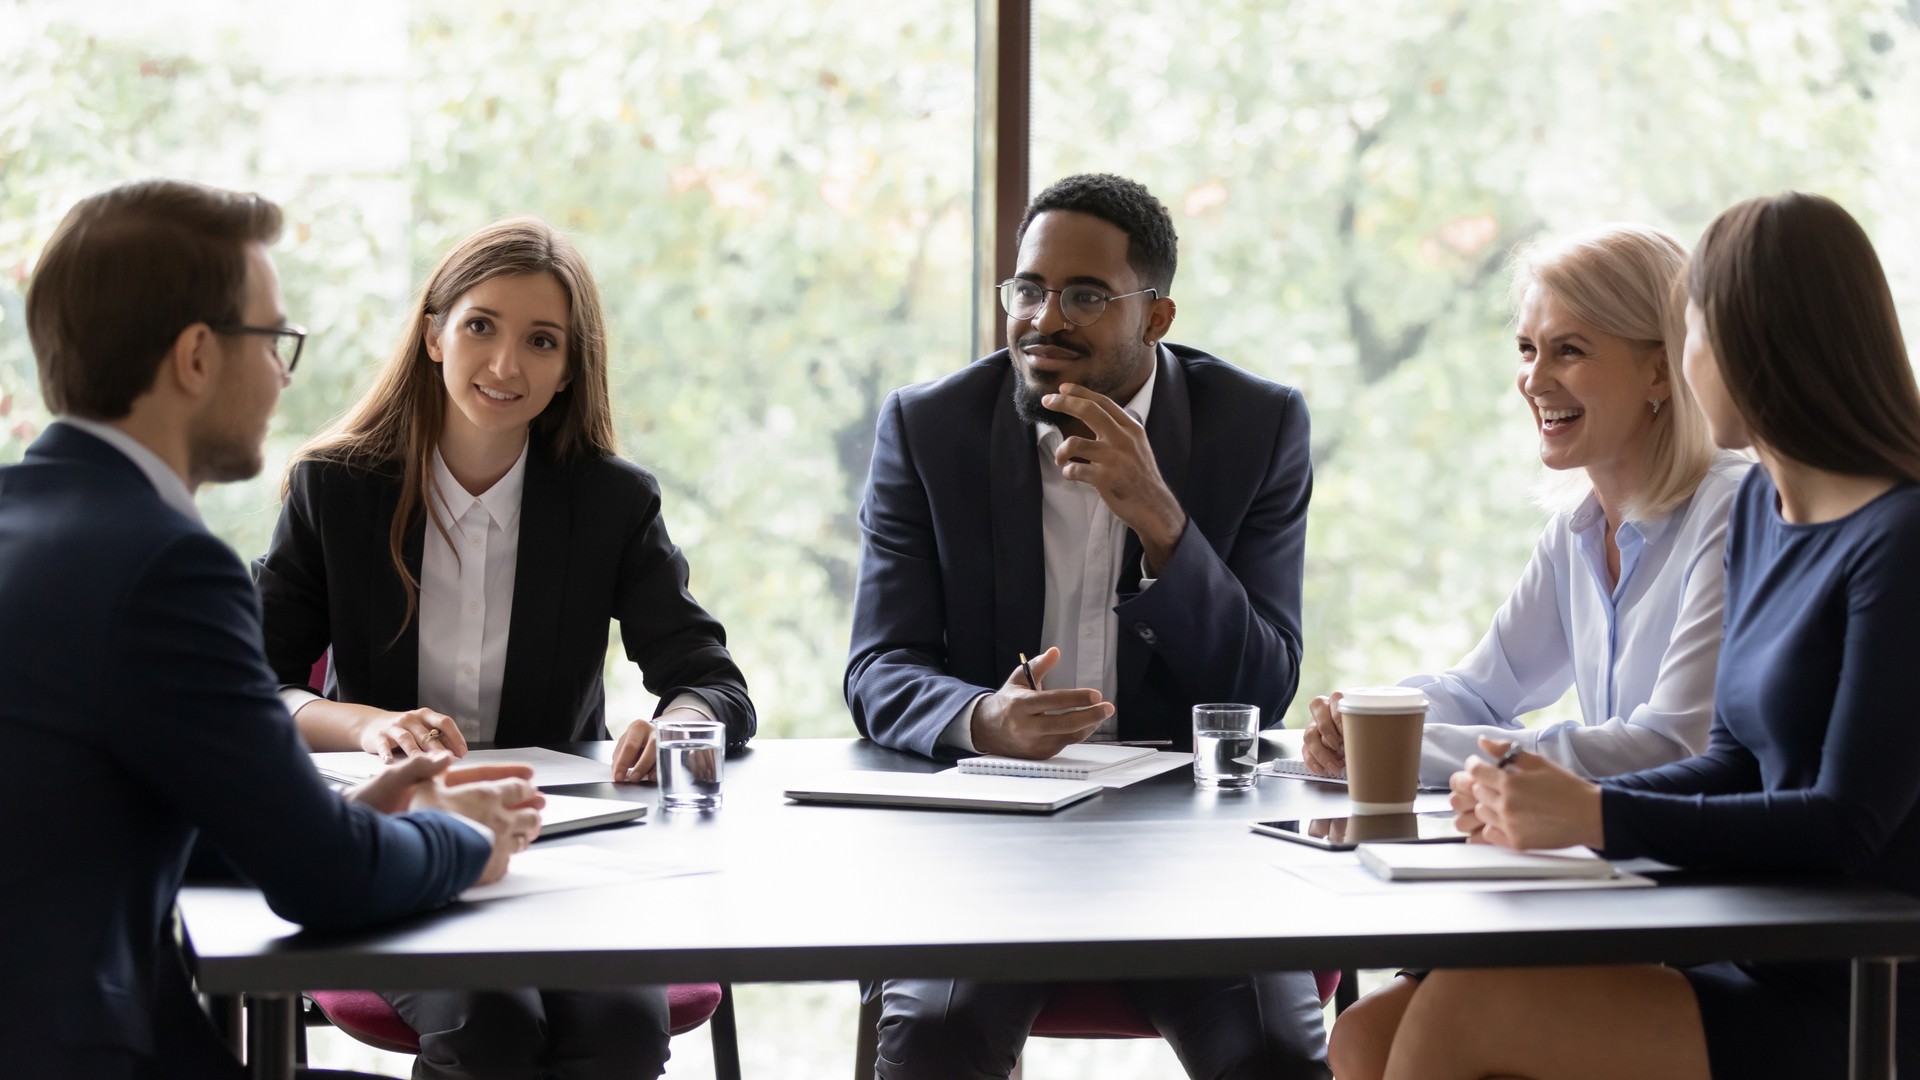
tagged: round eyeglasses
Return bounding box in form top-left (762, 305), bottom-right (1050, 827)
top-left (997, 279), bottom-right (1158, 327)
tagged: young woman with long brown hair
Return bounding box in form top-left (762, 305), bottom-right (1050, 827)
top-left (256, 217), bottom-right (754, 1078)
top-left (1337, 192), bottom-right (1920, 1079)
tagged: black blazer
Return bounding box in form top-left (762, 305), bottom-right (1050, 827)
top-left (845, 344), bottom-right (1313, 758)
top-left (0, 424), bottom-right (489, 1076)
top-left (254, 436), bottom-right (755, 747)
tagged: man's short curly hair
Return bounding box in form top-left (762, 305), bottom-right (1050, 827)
top-left (1015, 174), bottom-right (1178, 295)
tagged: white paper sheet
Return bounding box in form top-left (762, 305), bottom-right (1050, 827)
top-left (459, 845), bottom-right (716, 902)
top-left (937, 751), bottom-right (1193, 789)
top-left (1272, 861), bottom-right (1656, 896)
top-left (312, 746), bottom-right (616, 788)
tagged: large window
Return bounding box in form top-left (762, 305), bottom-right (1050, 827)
top-left (1033, 0), bottom-right (1920, 724)
top-left (1, 0), bottom-right (974, 740)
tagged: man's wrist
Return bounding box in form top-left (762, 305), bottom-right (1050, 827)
top-left (1141, 509), bottom-right (1187, 576)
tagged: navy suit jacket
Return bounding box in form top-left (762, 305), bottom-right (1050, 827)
top-left (0, 424), bottom-right (490, 1078)
top-left (846, 344), bottom-right (1312, 758)
top-left (253, 438), bottom-right (755, 747)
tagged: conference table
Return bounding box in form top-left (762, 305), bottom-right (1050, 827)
top-left (179, 735), bottom-right (1920, 1080)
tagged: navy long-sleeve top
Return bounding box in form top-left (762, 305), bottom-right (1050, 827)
top-left (1599, 466), bottom-right (1920, 896)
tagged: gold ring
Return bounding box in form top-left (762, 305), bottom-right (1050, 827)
top-left (424, 728), bottom-right (442, 741)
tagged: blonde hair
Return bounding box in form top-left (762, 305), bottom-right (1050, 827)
top-left (1511, 223), bottom-right (1715, 521)
top-left (289, 217), bottom-right (617, 638)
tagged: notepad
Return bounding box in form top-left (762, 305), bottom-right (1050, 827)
top-left (1357, 843), bottom-right (1620, 882)
top-left (956, 743), bottom-right (1156, 780)
top-left (784, 771), bottom-right (1102, 813)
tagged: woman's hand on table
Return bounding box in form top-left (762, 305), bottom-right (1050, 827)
top-left (1452, 735), bottom-right (1604, 851)
top-left (1300, 692), bottom-right (1346, 775)
top-left (360, 706), bottom-right (468, 761)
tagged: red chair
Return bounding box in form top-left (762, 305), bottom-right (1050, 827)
top-left (305, 986), bottom-right (739, 1079)
top-left (851, 972), bottom-right (1345, 1077)
top-left (297, 652), bottom-right (742, 1080)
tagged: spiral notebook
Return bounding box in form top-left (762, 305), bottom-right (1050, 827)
top-left (956, 743), bottom-right (1157, 780)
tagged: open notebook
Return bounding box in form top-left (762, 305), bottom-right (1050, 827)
top-left (956, 743), bottom-right (1156, 780)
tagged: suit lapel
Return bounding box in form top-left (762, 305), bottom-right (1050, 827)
top-left (495, 444), bottom-right (568, 745)
top-left (369, 475), bottom-right (423, 712)
top-left (1117, 348), bottom-right (1192, 733)
top-left (990, 361), bottom-right (1045, 681)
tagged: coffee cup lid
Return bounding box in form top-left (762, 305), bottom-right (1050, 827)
top-left (1336, 686), bottom-right (1429, 713)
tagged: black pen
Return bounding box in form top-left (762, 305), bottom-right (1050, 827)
top-left (1018, 651), bottom-right (1039, 691)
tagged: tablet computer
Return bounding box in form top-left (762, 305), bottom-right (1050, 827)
top-left (1251, 811), bottom-right (1467, 851)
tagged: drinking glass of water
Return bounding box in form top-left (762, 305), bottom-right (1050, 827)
top-left (1192, 704), bottom-right (1260, 790)
top-left (657, 717), bottom-right (726, 811)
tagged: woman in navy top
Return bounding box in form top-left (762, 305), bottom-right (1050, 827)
top-left (1337, 192), bottom-right (1920, 1080)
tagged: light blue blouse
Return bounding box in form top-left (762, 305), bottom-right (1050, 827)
top-left (1404, 452), bottom-right (1751, 786)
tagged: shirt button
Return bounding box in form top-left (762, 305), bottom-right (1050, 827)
top-left (460, 663), bottom-right (475, 677)
top-left (468, 601), bottom-right (482, 615)
top-left (468, 533), bottom-right (482, 545)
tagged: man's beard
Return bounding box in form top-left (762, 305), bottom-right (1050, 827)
top-left (1010, 333), bottom-right (1145, 427)
top-left (187, 381), bottom-right (266, 486)
top-left (188, 424), bottom-right (264, 485)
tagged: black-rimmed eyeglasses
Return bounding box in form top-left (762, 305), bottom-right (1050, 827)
top-left (997, 279), bottom-right (1158, 327)
top-left (213, 323), bottom-right (307, 374)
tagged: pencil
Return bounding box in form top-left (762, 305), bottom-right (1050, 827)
top-left (1018, 651), bottom-right (1040, 691)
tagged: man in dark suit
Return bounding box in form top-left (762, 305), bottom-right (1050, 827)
top-left (0, 179), bottom-right (541, 1080)
top-left (845, 174), bottom-right (1326, 1078)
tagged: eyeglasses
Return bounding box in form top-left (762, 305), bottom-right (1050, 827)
top-left (997, 279), bottom-right (1158, 327)
top-left (213, 323), bottom-right (307, 374)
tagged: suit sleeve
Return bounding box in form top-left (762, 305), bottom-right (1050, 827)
top-left (1110, 385), bottom-right (1312, 727)
top-left (845, 392), bottom-right (994, 757)
top-left (252, 462), bottom-right (332, 691)
top-left (612, 473), bottom-right (757, 747)
top-left (108, 531), bottom-right (487, 929)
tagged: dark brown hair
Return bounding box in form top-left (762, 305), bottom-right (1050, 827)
top-left (291, 217), bottom-right (616, 636)
top-left (26, 179), bottom-right (283, 419)
top-left (1686, 192), bottom-right (1920, 481)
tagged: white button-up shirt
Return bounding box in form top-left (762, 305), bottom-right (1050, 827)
top-left (1406, 452), bottom-right (1751, 785)
top-left (416, 444), bottom-right (529, 743)
top-left (941, 358), bottom-right (1161, 750)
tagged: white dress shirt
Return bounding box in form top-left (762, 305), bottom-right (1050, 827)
top-left (1405, 451), bottom-right (1751, 785)
top-left (940, 357), bottom-right (1161, 751)
top-left (415, 444), bottom-right (529, 743)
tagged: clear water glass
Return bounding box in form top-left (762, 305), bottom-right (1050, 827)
top-left (1192, 704), bottom-right (1260, 790)
top-left (657, 717), bottom-right (726, 811)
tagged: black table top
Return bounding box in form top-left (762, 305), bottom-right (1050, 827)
top-left (178, 736), bottom-right (1920, 993)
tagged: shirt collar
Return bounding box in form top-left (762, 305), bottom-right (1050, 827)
top-left (1566, 487), bottom-right (1682, 547)
top-left (54, 416), bottom-right (202, 525)
top-left (1035, 345), bottom-right (1162, 448)
top-left (430, 439), bottom-right (530, 532)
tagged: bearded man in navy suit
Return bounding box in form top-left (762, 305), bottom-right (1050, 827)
top-left (846, 174), bottom-right (1327, 1079)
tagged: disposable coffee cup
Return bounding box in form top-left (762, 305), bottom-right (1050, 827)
top-left (1336, 687), bottom-right (1428, 814)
